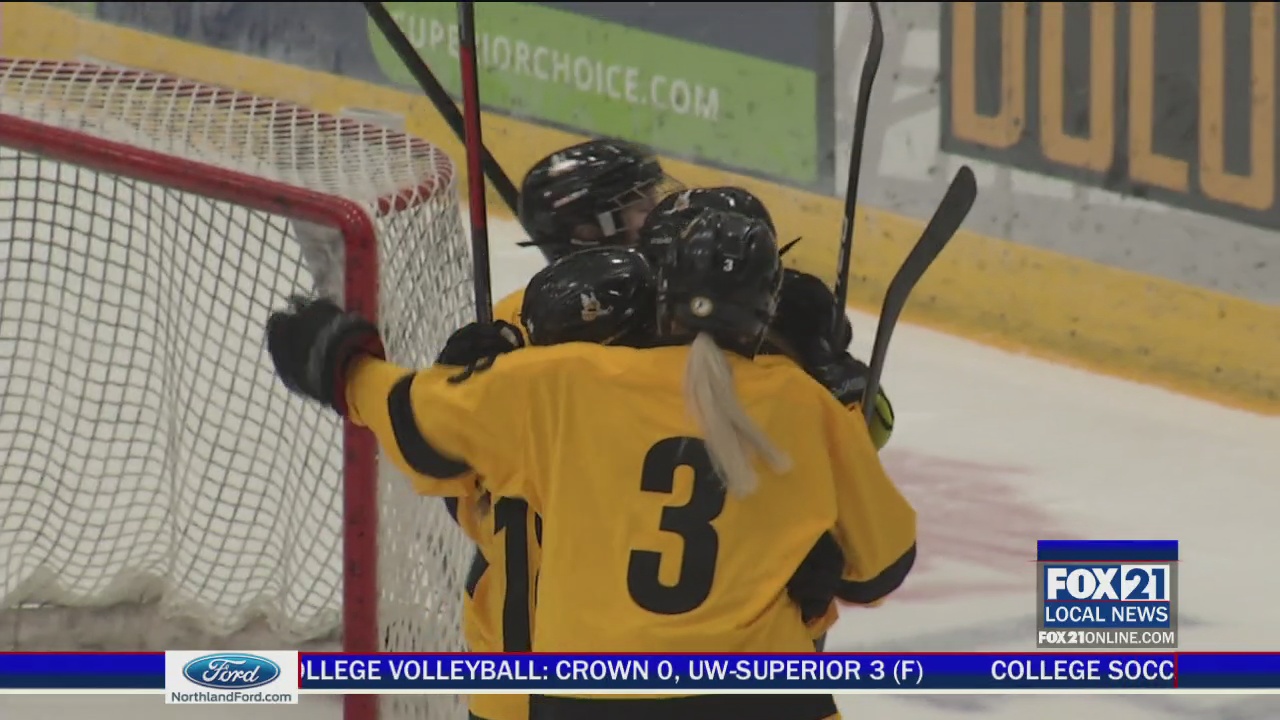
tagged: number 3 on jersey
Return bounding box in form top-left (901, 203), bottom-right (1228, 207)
top-left (626, 437), bottom-right (727, 614)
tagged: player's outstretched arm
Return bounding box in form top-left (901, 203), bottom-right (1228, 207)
top-left (343, 357), bottom-right (479, 496)
top-left (265, 296), bottom-right (477, 496)
top-left (822, 396), bottom-right (916, 604)
top-left (342, 319), bottom-right (521, 496)
top-left (352, 322), bottom-right (537, 505)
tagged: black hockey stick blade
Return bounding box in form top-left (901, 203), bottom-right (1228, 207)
top-left (456, 0), bottom-right (493, 322)
top-left (361, 2), bottom-right (521, 217)
top-left (830, 1), bottom-right (884, 340)
top-left (861, 166), bottom-right (977, 424)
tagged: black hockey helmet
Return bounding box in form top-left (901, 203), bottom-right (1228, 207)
top-left (765, 269), bottom-right (855, 365)
top-left (518, 139), bottom-right (678, 262)
top-left (637, 186), bottom-right (780, 265)
top-left (654, 208), bottom-right (783, 358)
top-left (521, 246), bottom-right (657, 347)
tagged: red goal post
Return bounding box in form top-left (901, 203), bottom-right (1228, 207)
top-left (0, 58), bottom-right (474, 720)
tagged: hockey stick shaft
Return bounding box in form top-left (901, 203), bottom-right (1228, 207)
top-left (457, 0), bottom-right (494, 321)
top-left (361, 2), bottom-right (521, 216)
top-left (831, 1), bottom-right (884, 340)
top-left (861, 166), bottom-right (977, 424)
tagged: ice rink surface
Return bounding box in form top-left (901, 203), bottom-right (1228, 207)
top-left (5, 217), bottom-right (1278, 720)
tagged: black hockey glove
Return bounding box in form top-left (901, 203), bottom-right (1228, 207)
top-left (808, 352), bottom-right (897, 450)
top-left (436, 320), bottom-right (524, 384)
top-left (788, 532), bottom-right (845, 624)
top-left (807, 353), bottom-right (870, 407)
top-left (266, 296), bottom-right (385, 415)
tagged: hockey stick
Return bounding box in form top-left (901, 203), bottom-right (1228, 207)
top-left (830, 1), bottom-right (884, 340)
top-left (860, 166), bottom-right (977, 424)
top-left (361, 2), bottom-right (521, 217)
top-left (455, 0), bottom-right (494, 322)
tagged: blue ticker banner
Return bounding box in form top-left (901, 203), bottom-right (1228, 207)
top-left (7, 652), bottom-right (1280, 691)
top-left (1037, 540), bottom-right (1180, 562)
top-left (0, 653), bottom-right (162, 688)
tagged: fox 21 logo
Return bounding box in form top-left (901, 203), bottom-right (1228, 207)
top-left (1045, 564), bottom-right (1171, 601)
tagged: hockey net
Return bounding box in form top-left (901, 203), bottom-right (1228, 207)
top-left (0, 59), bottom-right (475, 719)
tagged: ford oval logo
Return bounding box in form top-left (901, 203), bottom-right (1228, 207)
top-left (182, 653), bottom-right (281, 690)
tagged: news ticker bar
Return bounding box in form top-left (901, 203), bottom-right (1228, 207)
top-left (5, 653), bottom-right (1280, 692)
top-left (1036, 540), bottom-right (1179, 562)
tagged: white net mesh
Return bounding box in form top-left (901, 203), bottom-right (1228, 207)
top-left (0, 59), bottom-right (474, 719)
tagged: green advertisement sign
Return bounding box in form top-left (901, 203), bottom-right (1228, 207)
top-left (370, 2), bottom-right (818, 186)
top-left (44, 1), bottom-right (96, 14)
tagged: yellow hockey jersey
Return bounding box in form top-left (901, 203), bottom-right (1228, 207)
top-left (344, 344), bottom-right (916, 658)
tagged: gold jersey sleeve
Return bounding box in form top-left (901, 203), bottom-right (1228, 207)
top-left (754, 352), bottom-right (895, 450)
top-left (808, 386), bottom-right (897, 641)
top-left (344, 287), bottom-right (525, 492)
top-left (348, 352), bottom-right (536, 720)
top-left (345, 345), bottom-right (914, 663)
top-left (345, 357), bottom-right (475, 497)
top-left (820, 393), bottom-right (917, 604)
top-left (493, 287), bottom-right (529, 342)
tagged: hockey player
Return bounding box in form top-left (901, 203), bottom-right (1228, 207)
top-left (493, 138), bottom-right (680, 331)
top-left (436, 136), bottom-right (672, 720)
top-left (440, 246), bottom-right (844, 720)
top-left (266, 208), bottom-right (915, 720)
top-left (640, 187), bottom-right (896, 451)
top-left (434, 138), bottom-right (673, 720)
top-left (438, 246), bottom-right (657, 720)
top-left (638, 189), bottom-right (902, 650)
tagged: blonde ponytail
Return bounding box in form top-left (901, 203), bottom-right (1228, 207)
top-left (683, 332), bottom-right (791, 497)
